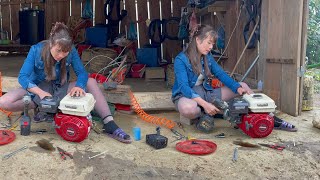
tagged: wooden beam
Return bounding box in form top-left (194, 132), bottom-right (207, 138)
top-left (2, 76), bottom-right (20, 93)
top-left (133, 91), bottom-right (175, 111)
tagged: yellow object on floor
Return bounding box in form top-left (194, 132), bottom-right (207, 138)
top-left (302, 75), bottom-right (314, 111)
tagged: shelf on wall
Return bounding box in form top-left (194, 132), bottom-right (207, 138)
top-left (195, 1), bottom-right (230, 16)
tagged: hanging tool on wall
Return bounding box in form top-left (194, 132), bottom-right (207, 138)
top-left (104, 0), bottom-right (127, 42)
top-left (243, 0), bottom-right (262, 49)
top-left (240, 41), bottom-right (259, 82)
top-left (230, 16), bottom-right (260, 76)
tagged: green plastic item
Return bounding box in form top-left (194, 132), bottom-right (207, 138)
top-left (91, 102), bottom-right (116, 122)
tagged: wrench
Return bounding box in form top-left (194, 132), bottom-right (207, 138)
top-left (3, 146), bottom-right (28, 160)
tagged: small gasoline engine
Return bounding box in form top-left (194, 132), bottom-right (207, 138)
top-left (200, 93), bottom-right (276, 138)
top-left (35, 93), bottom-right (95, 142)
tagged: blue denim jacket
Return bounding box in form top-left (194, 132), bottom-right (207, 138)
top-left (18, 42), bottom-right (88, 90)
top-left (172, 52), bottom-right (241, 99)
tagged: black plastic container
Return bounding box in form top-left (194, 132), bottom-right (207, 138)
top-left (19, 9), bottom-right (45, 45)
top-left (146, 127), bottom-right (168, 149)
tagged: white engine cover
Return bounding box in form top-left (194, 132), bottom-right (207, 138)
top-left (242, 93), bottom-right (276, 113)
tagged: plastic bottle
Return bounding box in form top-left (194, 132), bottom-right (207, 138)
top-left (257, 80), bottom-right (263, 91)
top-left (132, 127), bottom-right (141, 141)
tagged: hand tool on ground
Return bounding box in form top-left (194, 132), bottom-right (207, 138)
top-left (232, 147), bottom-right (238, 162)
top-left (89, 151), bottom-right (107, 160)
top-left (170, 129), bottom-right (186, 143)
top-left (215, 133), bottom-right (226, 138)
top-left (177, 122), bottom-right (185, 132)
top-left (171, 135), bottom-right (185, 143)
top-left (57, 147), bottom-right (73, 160)
top-left (31, 129), bottom-right (48, 134)
top-left (1, 122), bottom-right (11, 128)
top-left (258, 143), bottom-right (285, 151)
top-left (171, 129), bottom-right (186, 139)
top-left (3, 145), bottom-right (28, 160)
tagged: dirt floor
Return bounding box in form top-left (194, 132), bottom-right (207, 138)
top-left (0, 107), bottom-right (319, 180)
top-left (0, 56), bottom-right (319, 179)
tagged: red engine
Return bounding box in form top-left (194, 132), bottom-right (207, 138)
top-left (238, 113), bottom-right (274, 138)
top-left (54, 112), bottom-right (91, 142)
top-left (214, 94), bottom-right (276, 138)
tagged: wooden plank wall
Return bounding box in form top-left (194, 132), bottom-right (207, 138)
top-left (0, 0), bottom-right (185, 62)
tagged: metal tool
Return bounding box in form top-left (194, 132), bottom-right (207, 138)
top-left (232, 147), bottom-right (238, 162)
top-left (31, 129), bottom-right (48, 134)
top-left (177, 122), bottom-right (186, 132)
top-left (258, 143), bottom-right (285, 151)
top-left (3, 146), bottom-right (28, 160)
top-left (170, 129), bottom-right (186, 139)
top-left (57, 147), bottom-right (73, 160)
top-left (89, 151), bottom-right (107, 160)
top-left (215, 133), bottom-right (226, 138)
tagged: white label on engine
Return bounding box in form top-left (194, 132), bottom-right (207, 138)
top-left (65, 105), bottom-right (77, 109)
top-left (257, 103), bottom-right (268, 107)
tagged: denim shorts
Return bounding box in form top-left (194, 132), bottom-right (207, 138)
top-left (32, 81), bottom-right (69, 106)
top-left (173, 85), bottom-right (222, 110)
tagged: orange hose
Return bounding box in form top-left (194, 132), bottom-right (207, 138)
top-left (129, 91), bottom-right (176, 129)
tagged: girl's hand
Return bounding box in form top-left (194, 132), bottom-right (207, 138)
top-left (237, 86), bottom-right (247, 95)
top-left (203, 102), bottom-right (220, 116)
top-left (39, 91), bottom-right (52, 100)
top-left (69, 87), bottom-right (86, 97)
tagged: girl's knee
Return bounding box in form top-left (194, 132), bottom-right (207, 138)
top-left (179, 104), bottom-right (201, 119)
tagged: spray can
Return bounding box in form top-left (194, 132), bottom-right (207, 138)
top-left (20, 95), bottom-right (31, 136)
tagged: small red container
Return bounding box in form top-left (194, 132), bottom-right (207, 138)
top-left (89, 73), bottom-right (107, 83)
top-left (130, 64), bottom-right (146, 78)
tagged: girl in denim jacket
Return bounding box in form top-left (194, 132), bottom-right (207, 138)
top-left (172, 25), bottom-right (252, 131)
top-left (172, 24), bottom-right (297, 132)
top-left (0, 22), bottom-right (132, 143)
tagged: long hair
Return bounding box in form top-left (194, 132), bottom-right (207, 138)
top-left (185, 24), bottom-right (217, 77)
top-left (41, 22), bottom-right (72, 84)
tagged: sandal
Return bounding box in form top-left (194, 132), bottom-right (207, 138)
top-left (274, 118), bottom-right (298, 132)
top-left (105, 128), bottom-right (132, 144)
